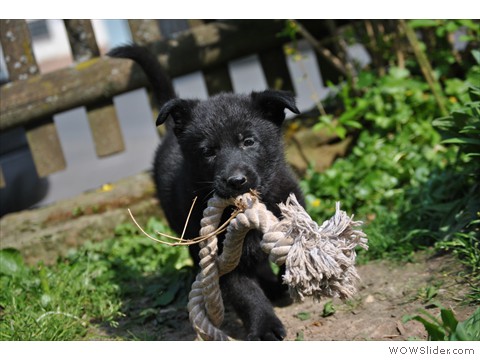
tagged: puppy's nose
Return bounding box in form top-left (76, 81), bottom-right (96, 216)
top-left (227, 174), bottom-right (247, 189)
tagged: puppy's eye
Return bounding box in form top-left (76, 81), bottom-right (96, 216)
top-left (203, 147), bottom-right (216, 158)
top-left (243, 138), bottom-right (255, 147)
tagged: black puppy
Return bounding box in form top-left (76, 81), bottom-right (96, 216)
top-left (109, 45), bottom-right (305, 340)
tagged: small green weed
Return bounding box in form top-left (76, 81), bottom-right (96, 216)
top-left (322, 300), bottom-right (336, 317)
top-left (416, 285), bottom-right (440, 304)
top-left (294, 311), bottom-right (311, 321)
top-left (295, 330), bottom-right (305, 341)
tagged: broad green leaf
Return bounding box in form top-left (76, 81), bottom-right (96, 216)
top-left (457, 19), bottom-right (479, 30)
top-left (426, 286), bottom-right (438, 301)
top-left (442, 137), bottom-right (480, 146)
top-left (335, 126), bottom-right (347, 139)
top-left (322, 301), bottom-right (336, 317)
top-left (357, 71), bottom-right (375, 88)
top-left (409, 19), bottom-right (439, 28)
top-left (455, 307), bottom-right (480, 341)
top-left (472, 50), bottom-right (480, 65)
top-left (410, 315), bottom-right (446, 341)
top-left (295, 331), bottom-right (305, 341)
top-left (154, 281), bottom-right (182, 306)
top-left (466, 152), bottom-right (480, 158)
top-left (460, 128), bottom-right (480, 135)
top-left (0, 249), bottom-right (26, 277)
top-left (459, 34), bottom-right (474, 43)
top-left (344, 119), bottom-right (363, 129)
top-left (432, 117), bottom-right (454, 129)
top-left (445, 21), bottom-right (459, 34)
top-left (440, 308), bottom-right (458, 333)
top-left (389, 67), bottom-right (410, 80)
top-left (295, 311), bottom-right (311, 321)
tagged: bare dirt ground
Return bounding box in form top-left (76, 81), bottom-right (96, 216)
top-left (97, 251), bottom-right (477, 341)
top-left (276, 252), bottom-right (476, 341)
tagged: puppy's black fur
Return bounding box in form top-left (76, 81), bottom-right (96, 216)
top-left (109, 45), bottom-right (305, 340)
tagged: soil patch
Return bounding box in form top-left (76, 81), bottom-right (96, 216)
top-left (94, 251), bottom-right (477, 341)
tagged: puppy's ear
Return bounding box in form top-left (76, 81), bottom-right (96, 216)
top-left (156, 99), bottom-right (198, 136)
top-left (251, 90), bottom-right (300, 125)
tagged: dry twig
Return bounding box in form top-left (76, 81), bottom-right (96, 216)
top-left (127, 197), bottom-right (243, 247)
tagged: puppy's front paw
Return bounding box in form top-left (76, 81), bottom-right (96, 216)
top-left (247, 315), bottom-right (286, 341)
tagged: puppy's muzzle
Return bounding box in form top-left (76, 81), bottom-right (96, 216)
top-left (227, 173), bottom-right (248, 190)
top-left (215, 167), bottom-right (259, 199)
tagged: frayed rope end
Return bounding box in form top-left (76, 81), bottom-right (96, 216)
top-left (273, 194), bottom-right (368, 302)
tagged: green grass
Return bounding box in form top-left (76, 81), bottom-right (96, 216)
top-left (0, 219), bottom-right (193, 340)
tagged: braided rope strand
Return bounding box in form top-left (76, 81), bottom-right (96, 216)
top-left (186, 192), bottom-right (368, 340)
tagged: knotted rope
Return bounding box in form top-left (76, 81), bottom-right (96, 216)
top-left (187, 191), bottom-right (368, 341)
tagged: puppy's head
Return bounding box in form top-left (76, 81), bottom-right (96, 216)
top-left (156, 90), bottom-right (300, 199)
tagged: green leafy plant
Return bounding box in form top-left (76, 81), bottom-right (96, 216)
top-left (403, 306), bottom-right (480, 341)
top-left (399, 83), bottom-right (480, 300)
top-left (302, 65), bottom-right (460, 260)
top-left (408, 20), bottom-right (480, 79)
top-left (301, 58), bottom-right (480, 296)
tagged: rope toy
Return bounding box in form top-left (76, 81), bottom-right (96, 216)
top-left (187, 191), bottom-right (368, 341)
